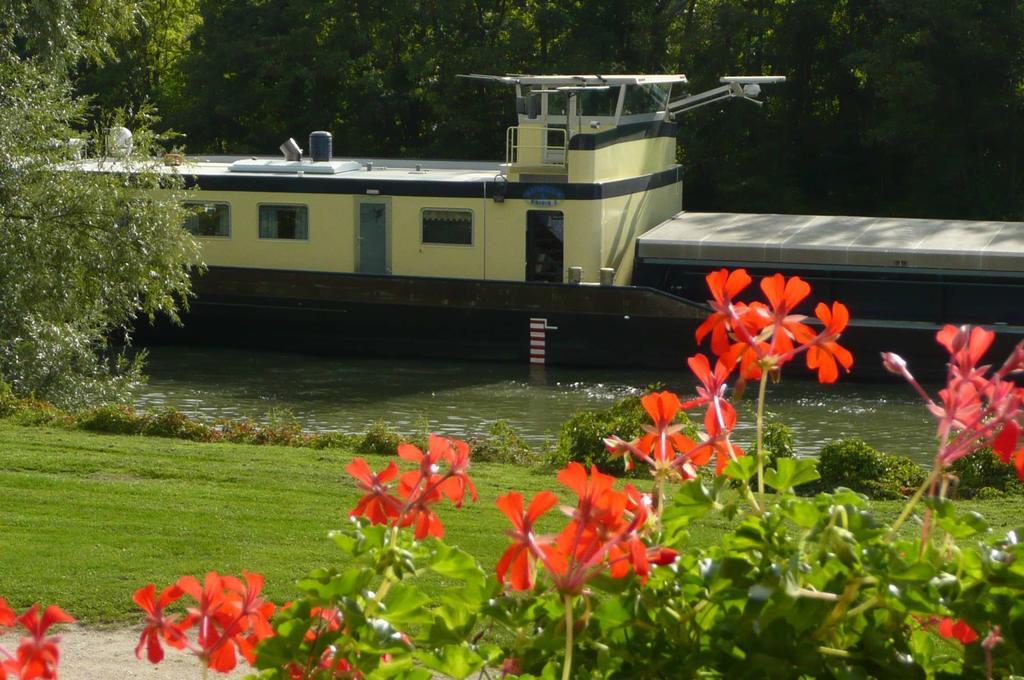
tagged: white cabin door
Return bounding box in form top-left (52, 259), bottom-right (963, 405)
top-left (357, 201), bottom-right (389, 274)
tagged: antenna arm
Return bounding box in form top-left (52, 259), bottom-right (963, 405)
top-left (667, 75), bottom-right (785, 114)
top-left (667, 83), bottom-right (743, 113)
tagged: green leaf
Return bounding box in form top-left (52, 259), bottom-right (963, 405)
top-left (297, 567), bottom-right (374, 601)
top-left (593, 596), bottom-right (632, 630)
top-left (889, 561), bottom-right (936, 582)
top-left (381, 582), bottom-right (430, 626)
top-left (724, 455), bottom-right (757, 482)
top-left (415, 644), bottom-right (485, 679)
top-left (663, 479), bottom-right (713, 542)
top-left (429, 541), bottom-right (481, 580)
top-left (937, 510), bottom-right (989, 539)
top-left (783, 498), bottom-right (824, 528)
top-left (367, 657), bottom-right (433, 680)
top-left (764, 458), bottom-right (820, 494)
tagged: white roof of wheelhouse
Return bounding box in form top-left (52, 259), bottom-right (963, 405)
top-left (638, 212), bottom-right (1024, 273)
top-left (464, 74), bottom-right (688, 86)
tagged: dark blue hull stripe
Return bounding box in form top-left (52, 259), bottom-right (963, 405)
top-left (186, 166), bottom-right (681, 200)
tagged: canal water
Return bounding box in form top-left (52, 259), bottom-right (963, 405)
top-left (134, 347), bottom-right (940, 463)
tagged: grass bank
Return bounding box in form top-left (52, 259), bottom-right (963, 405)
top-left (0, 421), bottom-right (1019, 626)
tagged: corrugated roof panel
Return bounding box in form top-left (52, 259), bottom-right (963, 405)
top-left (638, 212), bottom-right (1024, 273)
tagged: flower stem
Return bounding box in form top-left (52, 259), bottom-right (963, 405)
top-left (887, 468), bottom-right (941, 540)
top-left (756, 371), bottom-right (769, 509)
top-left (562, 594), bottom-right (575, 680)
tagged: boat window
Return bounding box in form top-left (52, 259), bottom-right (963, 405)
top-left (422, 208), bottom-right (473, 245)
top-left (622, 83), bottom-right (671, 115)
top-left (579, 87), bottom-right (620, 117)
top-left (258, 204), bottom-right (308, 240)
top-left (183, 201), bottom-right (230, 237)
top-left (547, 92), bottom-right (567, 116)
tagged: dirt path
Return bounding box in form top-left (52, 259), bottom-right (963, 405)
top-left (1, 626), bottom-right (251, 679)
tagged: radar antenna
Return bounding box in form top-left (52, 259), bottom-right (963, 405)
top-left (667, 76), bottom-right (786, 115)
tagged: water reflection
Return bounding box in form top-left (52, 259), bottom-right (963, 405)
top-left (135, 347), bottom-right (937, 463)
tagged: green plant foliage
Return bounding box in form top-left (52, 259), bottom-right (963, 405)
top-left (6, 398), bottom-right (64, 427)
top-left (762, 419), bottom-right (796, 469)
top-left (141, 407), bottom-right (212, 440)
top-left (359, 419), bottom-right (403, 456)
top-left (75, 404), bottom-right (144, 435)
top-left (0, 381), bottom-right (15, 418)
top-left (253, 522), bottom-right (500, 679)
top-left (949, 449), bottom-right (1024, 498)
top-left (549, 394), bottom-right (695, 475)
top-left (306, 430), bottom-right (361, 450)
top-left (216, 416), bottom-right (305, 446)
top-left (813, 438), bottom-right (926, 499)
top-left (470, 419), bottom-right (534, 465)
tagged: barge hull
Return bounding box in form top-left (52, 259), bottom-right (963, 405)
top-left (136, 267), bottom-right (1012, 379)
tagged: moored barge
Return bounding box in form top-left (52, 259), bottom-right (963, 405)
top-left (118, 74), bottom-right (1023, 377)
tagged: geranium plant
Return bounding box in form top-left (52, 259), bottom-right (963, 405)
top-left (8, 267), bottom-right (1024, 679)
top-left (243, 268), bottom-right (1024, 678)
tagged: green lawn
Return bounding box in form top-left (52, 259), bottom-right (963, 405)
top-left (0, 421), bottom-right (1019, 625)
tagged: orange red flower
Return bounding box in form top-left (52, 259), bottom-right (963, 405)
top-left (496, 463), bottom-right (676, 595)
top-left (346, 434), bottom-right (478, 540)
top-left (0, 602), bottom-right (74, 680)
top-left (694, 268), bottom-right (853, 384)
top-left (133, 571), bottom-right (275, 675)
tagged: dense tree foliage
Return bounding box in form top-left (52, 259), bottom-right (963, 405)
top-left (0, 3), bottom-right (200, 407)
top-left (79, 0), bottom-right (1024, 220)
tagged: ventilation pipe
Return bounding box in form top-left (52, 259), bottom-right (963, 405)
top-left (279, 138), bottom-right (302, 162)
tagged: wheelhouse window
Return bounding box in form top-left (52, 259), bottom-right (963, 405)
top-left (259, 204), bottom-right (308, 240)
top-left (579, 87), bottom-right (620, 117)
top-left (622, 83), bottom-right (671, 116)
top-left (421, 208), bottom-right (473, 245)
top-left (183, 201), bottom-right (230, 237)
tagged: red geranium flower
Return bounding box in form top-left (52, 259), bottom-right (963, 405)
top-left (495, 491), bottom-right (559, 590)
top-left (760, 273), bottom-right (815, 358)
top-left (2, 604), bottom-right (74, 680)
top-left (0, 597), bottom-right (13, 630)
top-left (937, 324), bottom-right (995, 374)
top-left (133, 583), bottom-right (187, 664)
top-left (806, 302), bottom-right (853, 383)
top-left (438, 438), bottom-right (477, 508)
top-left (938, 617), bottom-right (979, 644)
top-left (346, 458), bottom-right (402, 524)
top-left (696, 268), bottom-right (752, 355)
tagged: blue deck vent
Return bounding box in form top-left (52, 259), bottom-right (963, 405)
top-left (309, 131), bottom-right (332, 162)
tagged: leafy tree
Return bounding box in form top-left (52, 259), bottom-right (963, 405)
top-left (75, 0), bottom-right (201, 116)
top-left (0, 0), bottom-right (136, 66)
top-left (0, 6), bottom-right (200, 407)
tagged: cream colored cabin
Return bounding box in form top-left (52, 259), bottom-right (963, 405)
top-left (148, 74), bottom-right (780, 286)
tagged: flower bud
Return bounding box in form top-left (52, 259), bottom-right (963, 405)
top-left (880, 352), bottom-right (908, 376)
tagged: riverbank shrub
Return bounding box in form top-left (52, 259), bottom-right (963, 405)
top-left (216, 415), bottom-right (305, 446)
top-left (550, 392), bottom-right (696, 474)
top-left (358, 418), bottom-right (403, 455)
top-left (76, 404), bottom-right (144, 435)
top-left (813, 438), bottom-right (925, 499)
top-left (7, 396), bottom-right (65, 427)
top-left (141, 408), bottom-right (213, 441)
top-left (763, 419), bottom-right (795, 468)
top-left (306, 430), bottom-right (361, 450)
top-left (0, 381), bottom-right (16, 418)
top-left (950, 450), bottom-right (1024, 498)
top-left (470, 419), bottom-right (534, 465)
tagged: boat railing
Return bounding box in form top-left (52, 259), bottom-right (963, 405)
top-left (506, 126), bottom-right (568, 168)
